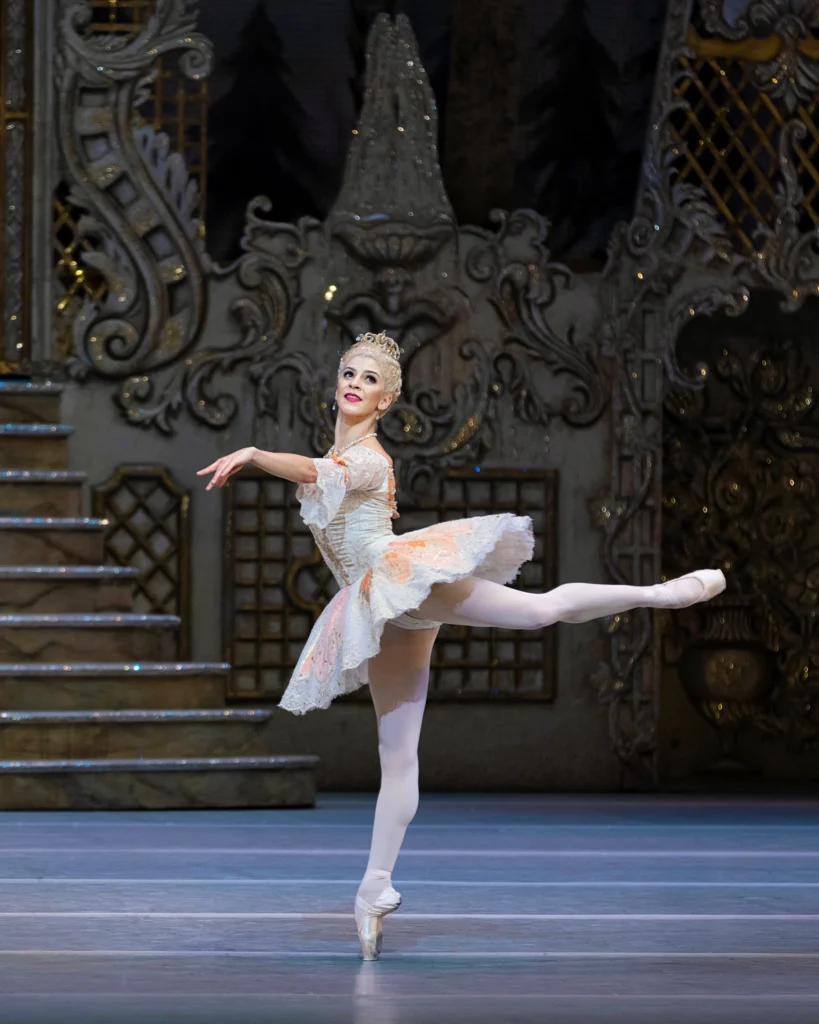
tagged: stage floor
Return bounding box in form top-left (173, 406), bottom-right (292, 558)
top-left (0, 794), bottom-right (818, 1023)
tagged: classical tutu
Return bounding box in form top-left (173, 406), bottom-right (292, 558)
top-left (280, 445), bottom-right (534, 714)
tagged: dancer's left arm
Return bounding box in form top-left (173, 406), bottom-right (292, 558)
top-left (197, 447), bottom-right (318, 491)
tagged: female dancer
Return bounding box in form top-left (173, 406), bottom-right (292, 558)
top-left (198, 331), bottom-right (725, 960)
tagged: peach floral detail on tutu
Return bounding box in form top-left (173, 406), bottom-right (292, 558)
top-left (298, 585), bottom-right (352, 685)
top-left (380, 520), bottom-right (476, 585)
top-left (359, 569), bottom-right (373, 602)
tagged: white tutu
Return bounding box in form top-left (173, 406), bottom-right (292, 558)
top-left (278, 447), bottom-right (534, 714)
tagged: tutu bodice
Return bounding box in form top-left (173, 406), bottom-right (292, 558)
top-left (296, 447), bottom-right (396, 588)
top-left (280, 444), bottom-right (534, 714)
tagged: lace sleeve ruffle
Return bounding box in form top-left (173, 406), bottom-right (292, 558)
top-left (296, 448), bottom-right (389, 529)
top-left (296, 458), bottom-right (348, 529)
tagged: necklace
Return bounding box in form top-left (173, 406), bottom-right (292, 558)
top-left (328, 431), bottom-right (378, 458)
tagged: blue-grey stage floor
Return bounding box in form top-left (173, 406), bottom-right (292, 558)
top-left (0, 794), bottom-right (818, 1023)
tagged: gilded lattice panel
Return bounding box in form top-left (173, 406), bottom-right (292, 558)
top-left (671, 28), bottom-right (819, 254)
top-left (224, 468), bottom-right (557, 702)
top-left (93, 465), bottom-right (191, 657)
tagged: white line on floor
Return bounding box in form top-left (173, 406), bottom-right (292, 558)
top-left (0, 911), bottom-right (817, 920)
top-left (4, 821), bottom-right (819, 830)
top-left (0, 878), bottom-right (814, 887)
top-left (0, 949), bottom-right (817, 960)
top-left (5, 993), bottom-right (819, 1003)
top-left (0, 848), bottom-right (817, 856)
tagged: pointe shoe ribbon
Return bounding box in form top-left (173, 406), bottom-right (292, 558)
top-left (355, 886), bottom-right (402, 961)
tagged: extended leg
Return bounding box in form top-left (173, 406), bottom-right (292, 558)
top-left (414, 570), bottom-right (724, 631)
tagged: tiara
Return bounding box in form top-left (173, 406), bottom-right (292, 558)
top-left (355, 331), bottom-right (401, 362)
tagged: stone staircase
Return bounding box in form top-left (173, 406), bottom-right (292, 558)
top-left (0, 381), bottom-right (317, 809)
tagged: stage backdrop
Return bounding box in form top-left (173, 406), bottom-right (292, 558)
top-left (2, 0), bottom-right (819, 792)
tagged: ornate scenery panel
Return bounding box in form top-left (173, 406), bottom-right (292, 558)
top-left (1, 0), bottom-right (34, 370)
top-left (224, 468), bottom-right (557, 702)
top-left (661, 298), bottom-right (819, 779)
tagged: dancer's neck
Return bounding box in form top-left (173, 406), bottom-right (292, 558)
top-left (334, 415), bottom-right (378, 453)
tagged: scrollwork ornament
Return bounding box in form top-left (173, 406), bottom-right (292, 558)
top-left (754, 120), bottom-right (819, 310)
top-left (58, 0), bottom-right (213, 394)
top-left (597, 1), bottom-right (753, 772)
top-left (697, 0), bottom-right (751, 39)
top-left (664, 338), bottom-right (819, 742)
top-left (749, 0), bottom-right (819, 112)
top-left (118, 214), bottom-right (315, 434)
top-left (466, 208), bottom-right (606, 429)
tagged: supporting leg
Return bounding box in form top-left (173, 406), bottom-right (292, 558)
top-left (361, 622), bottom-right (438, 893)
top-left (355, 622), bottom-right (438, 958)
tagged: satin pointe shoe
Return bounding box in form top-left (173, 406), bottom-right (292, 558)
top-left (654, 568), bottom-right (726, 609)
top-left (354, 885), bottom-right (402, 961)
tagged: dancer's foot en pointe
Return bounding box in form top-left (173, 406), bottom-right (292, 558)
top-left (355, 869), bottom-right (402, 961)
top-left (651, 569), bottom-right (726, 608)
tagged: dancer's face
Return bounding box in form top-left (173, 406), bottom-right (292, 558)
top-left (336, 354), bottom-right (394, 422)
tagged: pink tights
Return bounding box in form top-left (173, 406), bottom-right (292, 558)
top-left (358, 572), bottom-right (708, 904)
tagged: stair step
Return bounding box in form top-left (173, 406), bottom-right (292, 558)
top-left (0, 469), bottom-right (86, 516)
top-left (0, 613), bottom-right (179, 662)
top-left (0, 424), bottom-right (72, 470)
top-left (0, 565), bottom-right (136, 577)
top-left (0, 381), bottom-right (64, 424)
top-left (0, 661), bottom-right (229, 710)
top-left (0, 708), bottom-right (269, 724)
top-left (0, 708), bottom-right (274, 759)
top-left (0, 565), bottom-right (138, 613)
top-left (0, 755), bottom-right (318, 809)
top-left (0, 515), bottom-right (102, 525)
top-left (0, 516), bottom-right (106, 564)
top-left (0, 382), bottom-right (63, 393)
top-left (0, 423), bottom-right (71, 435)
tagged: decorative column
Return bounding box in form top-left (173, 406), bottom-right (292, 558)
top-left (0, 0), bottom-right (34, 371)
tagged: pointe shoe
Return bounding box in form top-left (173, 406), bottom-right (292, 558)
top-left (654, 569), bottom-right (726, 609)
top-left (354, 885), bottom-right (402, 961)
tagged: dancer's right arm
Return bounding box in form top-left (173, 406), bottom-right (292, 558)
top-left (197, 447), bottom-right (318, 491)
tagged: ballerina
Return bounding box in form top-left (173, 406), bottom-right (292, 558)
top-left (198, 330), bottom-right (725, 961)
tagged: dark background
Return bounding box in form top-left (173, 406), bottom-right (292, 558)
top-left (199, 0), bottom-right (668, 264)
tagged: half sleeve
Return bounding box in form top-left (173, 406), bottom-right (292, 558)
top-left (296, 448), bottom-right (388, 529)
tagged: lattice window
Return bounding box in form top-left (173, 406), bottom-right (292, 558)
top-left (671, 32), bottom-right (819, 254)
top-left (93, 465), bottom-right (191, 657)
top-left (225, 475), bottom-right (327, 699)
top-left (136, 52), bottom-right (208, 196)
top-left (53, 179), bottom-right (108, 307)
top-left (224, 468), bottom-right (557, 702)
top-left (423, 469), bottom-right (557, 700)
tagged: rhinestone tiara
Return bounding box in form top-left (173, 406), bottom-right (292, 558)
top-left (355, 331), bottom-right (401, 362)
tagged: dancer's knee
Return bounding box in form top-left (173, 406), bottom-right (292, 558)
top-left (378, 748), bottom-right (419, 826)
top-left (379, 741), bottom-right (419, 781)
top-left (532, 586), bottom-right (578, 627)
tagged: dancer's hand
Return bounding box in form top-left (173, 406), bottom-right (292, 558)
top-left (197, 447), bottom-right (256, 490)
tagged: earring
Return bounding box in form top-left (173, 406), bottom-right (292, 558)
top-left (332, 400), bottom-right (337, 411)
